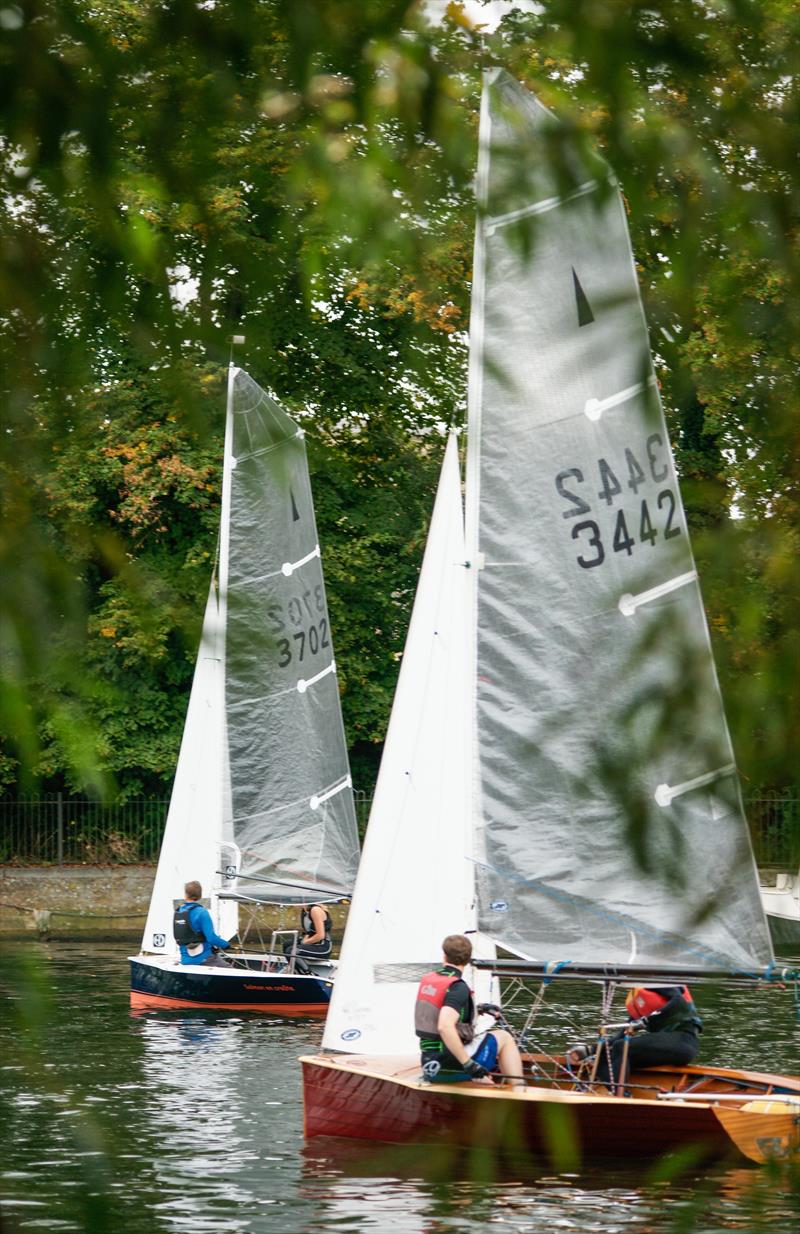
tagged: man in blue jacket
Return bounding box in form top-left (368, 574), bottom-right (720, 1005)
top-left (173, 880), bottom-right (236, 966)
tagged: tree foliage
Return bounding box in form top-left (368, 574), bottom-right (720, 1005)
top-left (0, 0), bottom-right (798, 799)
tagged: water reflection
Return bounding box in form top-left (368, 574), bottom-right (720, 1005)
top-left (1, 944), bottom-right (798, 1234)
top-left (300, 1139), bottom-right (800, 1234)
top-left (138, 1016), bottom-right (253, 1226)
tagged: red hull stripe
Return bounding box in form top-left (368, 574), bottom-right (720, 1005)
top-left (130, 990), bottom-right (326, 1015)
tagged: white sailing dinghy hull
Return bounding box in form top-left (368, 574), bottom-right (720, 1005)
top-left (301, 69), bottom-right (797, 1165)
top-left (131, 367), bottom-right (359, 1013)
top-left (761, 873), bottom-right (800, 947)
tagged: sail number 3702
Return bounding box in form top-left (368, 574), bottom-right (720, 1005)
top-left (555, 433), bottom-right (681, 570)
top-left (266, 585), bottom-right (330, 667)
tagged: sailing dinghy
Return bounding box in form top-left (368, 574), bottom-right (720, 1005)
top-left (301, 72), bottom-right (799, 1162)
top-left (130, 366), bottom-right (360, 1013)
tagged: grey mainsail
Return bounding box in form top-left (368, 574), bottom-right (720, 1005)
top-left (465, 71), bottom-right (772, 973)
top-left (221, 368), bottom-right (359, 902)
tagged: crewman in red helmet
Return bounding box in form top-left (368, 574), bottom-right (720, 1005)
top-left (593, 985), bottom-right (702, 1085)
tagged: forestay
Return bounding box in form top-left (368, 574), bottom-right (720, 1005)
top-left (322, 437), bottom-right (494, 1055)
top-left (465, 71), bottom-right (772, 973)
top-left (223, 369), bottom-right (359, 903)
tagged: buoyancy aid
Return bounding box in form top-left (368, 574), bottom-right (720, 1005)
top-left (415, 967), bottom-right (467, 1039)
top-left (625, 985), bottom-right (701, 1032)
top-left (301, 905), bottom-right (332, 940)
top-left (173, 902), bottom-right (205, 946)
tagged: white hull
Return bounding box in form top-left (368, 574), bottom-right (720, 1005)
top-left (760, 872), bottom-right (800, 946)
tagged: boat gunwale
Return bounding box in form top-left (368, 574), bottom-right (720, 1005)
top-left (299, 1052), bottom-right (800, 1111)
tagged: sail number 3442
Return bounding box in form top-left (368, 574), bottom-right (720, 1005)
top-left (555, 433), bottom-right (681, 570)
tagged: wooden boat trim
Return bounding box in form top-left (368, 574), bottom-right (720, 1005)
top-left (300, 1052), bottom-right (800, 1109)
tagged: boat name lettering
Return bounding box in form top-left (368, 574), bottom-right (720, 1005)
top-left (555, 437), bottom-right (680, 571)
top-left (243, 984), bottom-right (294, 991)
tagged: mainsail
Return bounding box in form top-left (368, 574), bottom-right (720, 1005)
top-left (465, 70), bottom-right (772, 973)
top-left (141, 367), bottom-right (359, 953)
top-left (222, 369), bottom-right (359, 902)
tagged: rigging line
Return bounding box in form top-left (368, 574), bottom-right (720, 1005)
top-left (486, 176), bottom-right (606, 234)
top-left (470, 856), bottom-right (766, 979)
top-left (655, 765), bottom-right (737, 808)
top-left (215, 871), bottom-right (348, 896)
top-left (618, 570), bottom-right (696, 617)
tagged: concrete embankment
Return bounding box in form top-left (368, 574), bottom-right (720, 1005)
top-left (0, 865), bottom-right (156, 940)
top-left (0, 865), bottom-right (348, 942)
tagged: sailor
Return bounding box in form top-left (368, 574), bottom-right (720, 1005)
top-left (594, 985), bottom-right (703, 1084)
top-left (284, 903), bottom-right (333, 962)
top-left (174, 880), bottom-right (237, 966)
top-left (414, 933), bottom-right (525, 1087)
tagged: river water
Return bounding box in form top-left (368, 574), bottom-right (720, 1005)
top-left (1, 943), bottom-right (798, 1234)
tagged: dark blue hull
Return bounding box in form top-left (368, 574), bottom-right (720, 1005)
top-left (130, 956), bottom-right (333, 1015)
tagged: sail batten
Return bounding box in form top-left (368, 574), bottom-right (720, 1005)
top-left (465, 70), bottom-right (773, 974)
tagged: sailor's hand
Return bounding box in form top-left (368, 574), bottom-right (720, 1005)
top-left (477, 1003), bottom-right (502, 1017)
top-left (463, 1058), bottom-right (490, 1080)
top-left (226, 934), bottom-right (241, 949)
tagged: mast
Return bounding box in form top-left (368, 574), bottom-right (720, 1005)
top-left (212, 348), bottom-right (240, 939)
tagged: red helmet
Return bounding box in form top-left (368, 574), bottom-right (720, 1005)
top-left (625, 986), bottom-right (692, 1018)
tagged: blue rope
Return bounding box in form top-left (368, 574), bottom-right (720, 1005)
top-left (542, 960), bottom-right (571, 985)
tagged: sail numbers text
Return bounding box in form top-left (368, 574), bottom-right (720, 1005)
top-left (555, 434), bottom-right (681, 570)
top-left (266, 585), bottom-right (329, 667)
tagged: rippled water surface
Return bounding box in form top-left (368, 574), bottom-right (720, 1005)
top-left (1, 943), bottom-right (799, 1233)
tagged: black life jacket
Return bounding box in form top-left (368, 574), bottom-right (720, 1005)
top-left (173, 902), bottom-right (205, 946)
top-left (301, 905), bottom-right (332, 939)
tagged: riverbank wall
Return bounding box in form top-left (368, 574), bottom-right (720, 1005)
top-left (0, 866), bottom-right (349, 942)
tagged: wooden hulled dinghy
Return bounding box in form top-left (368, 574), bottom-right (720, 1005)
top-left (302, 1053), bottom-right (800, 1165)
top-left (301, 70), bottom-right (798, 1165)
top-left (130, 364), bottom-right (359, 1014)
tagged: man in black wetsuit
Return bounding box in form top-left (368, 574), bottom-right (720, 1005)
top-left (593, 985), bottom-right (702, 1084)
top-left (415, 934), bottom-right (525, 1086)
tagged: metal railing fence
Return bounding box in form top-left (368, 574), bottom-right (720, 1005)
top-left (747, 791), bottom-right (800, 868)
top-left (0, 795), bottom-right (168, 865)
top-left (0, 789), bottom-right (798, 867)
